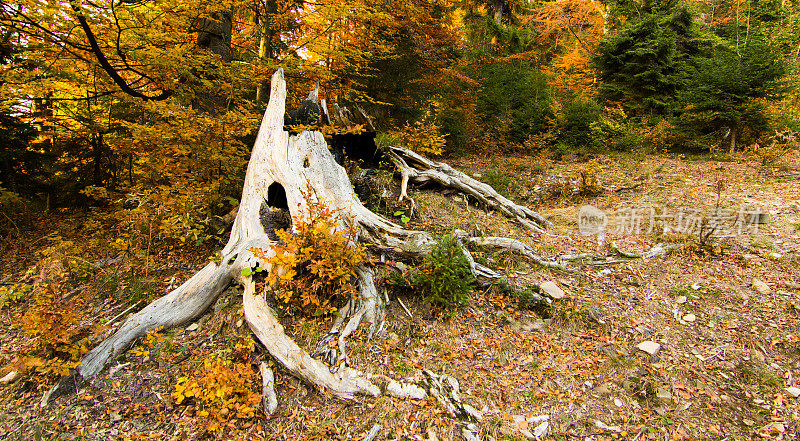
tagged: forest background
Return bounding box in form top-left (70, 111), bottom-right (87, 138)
top-left (2, 0), bottom-right (799, 218)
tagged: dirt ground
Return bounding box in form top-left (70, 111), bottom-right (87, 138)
top-left (2, 150), bottom-right (800, 441)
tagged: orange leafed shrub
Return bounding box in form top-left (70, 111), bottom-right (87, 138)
top-left (251, 197), bottom-right (367, 316)
top-left (20, 244), bottom-right (89, 380)
top-left (172, 357), bottom-right (261, 432)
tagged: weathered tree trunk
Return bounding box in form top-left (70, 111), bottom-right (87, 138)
top-left (45, 69), bottom-right (560, 408)
top-left (44, 69), bottom-right (419, 405)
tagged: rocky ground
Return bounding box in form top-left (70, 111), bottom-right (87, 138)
top-left (1, 150), bottom-right (799, 440)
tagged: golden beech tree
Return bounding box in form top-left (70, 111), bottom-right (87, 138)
top-left (533, 0), bottom-right (607, 97)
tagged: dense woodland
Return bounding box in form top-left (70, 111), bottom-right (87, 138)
top-left (1, 0), bottom-right (798, 210)
top-left (2, 0), bottom-right (800, 440)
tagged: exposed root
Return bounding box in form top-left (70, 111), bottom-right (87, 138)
top-left (259, 362), bottom-right (278, 416)
top-left (311, 265), bottom-right (384, 372)
top-left (242, 277), bottom-right (380, 399)
top-left (611, 241), bottom-right (682, 259)
top-left (467, 236), bottom-right (572, 272)
top-left (385, 146), bottom-right (551, 233)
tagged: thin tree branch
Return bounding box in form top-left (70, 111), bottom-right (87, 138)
top-left (69, 0), bottom-right (172, 101)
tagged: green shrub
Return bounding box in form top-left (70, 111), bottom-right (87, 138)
top-left (476, 61), bottom-right (553, 148)
top-left (558, 97), bottom-right (601, 149)
top-left (484, 167), bottom-right (512, 198)
top-left (413, 234), bottom-right (474, 308)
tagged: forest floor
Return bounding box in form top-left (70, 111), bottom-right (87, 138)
top-left (1, 150), bottom-right (800, 441)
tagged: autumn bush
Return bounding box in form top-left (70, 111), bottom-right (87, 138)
top-left (753, 129), bottom-right (799, 166)
top-left (387, 120), bottom-right (447, 157)
top-left (0, 283), bottom-right (30, 310)
top-left (253, 197), bottom-right (367, 317)
top-left (19, 243), bottom-right (90, 380)
top-left (574, 159), bottom-right (604, 195)
top-left (172, 357), bottom-right (261, 432)
top-left (412, 234), bottom-right (474, 309)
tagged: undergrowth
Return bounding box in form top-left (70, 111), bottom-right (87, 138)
top-left (173, 356), bottom-right (261, 432)
top-left (252, 195), bottom-right (366, 316)
top-left (19, 243), bottom-right (92, 381)
top-left (412, 234), bottom-right (474, 309)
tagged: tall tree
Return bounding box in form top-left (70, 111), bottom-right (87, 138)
top-left (592, 1), bottom-right (710, 116)
top-left (680, 36), bottom-right (791, 151)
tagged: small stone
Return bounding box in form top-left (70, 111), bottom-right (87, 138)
top-left (595, 420), bottom-right (621, 432)
top-left (656, 387), bottom-right (672, 401)
top-left (0, 371), bottom-right (18, 385)
top-left (532, 421), bottom-right (549, 438)
top-left (614, 398), bottom-right (623, 407)
top-left (461, 428), bottom-right (480, 441)
top-left (785, 387), bottom-right (800, 397)
top-left (539, 281), bottom-right (566, 300)
top-left (743, 419), bottom-right (755, 427)
top-left (682, 313), bottom-right (697, 323)
top-left (691, 283), bottom-right (702, 290)
top-left (594, 384), bottom-right (611, 395)
top-left (752, 279), bottom-right (771, 295)
top-left (110, 412), bottom-right (122, 422)
top-left (676, 296), bottom-right (687, 304)
top-left (759, 422), bottom-right (785, 436)
top-left (185, 323), bottom-right (199, 332)
top-left (637, 341), bottom-right (661, 355)
top-left (236, 318), bottom-right (243, 328)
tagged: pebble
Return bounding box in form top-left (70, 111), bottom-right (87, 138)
top-left (637, 341), bottom-right (661, 355)
top-left (743, 419), bottom-right (755, 427)
top-left (682, 313), bottom-right (697, 323)
top-left (656, 387), bottom-right (673, 401)
top-left (185, 323), bottom-right (199, 331)
top-left (539, 281), bottom-right (566, 300)
top-left (522, 319), bottom-right (550, 332)
top-left (676, 296), bottom-right (687, 304)
top-left (752, 278), bottom-right (771, 295)
top-left (786, 387), bottom-right (800, 397)
top-left (110, 412), bottom-right (122, 423)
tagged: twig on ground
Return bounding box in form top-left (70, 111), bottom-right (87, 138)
top-left (363, 423), bottom-right (382, 441)
top-left (397, 298), bottom-right (413, 319)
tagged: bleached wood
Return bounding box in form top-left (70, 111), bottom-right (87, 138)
top-left (47, 69), bottom-right (557, 408)
top-left (385, 146), bottom-right (551, 233)
top-left (243, 279), bottom-right (380, 399)
top-left (259, 362), bottom-right (278, 415)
